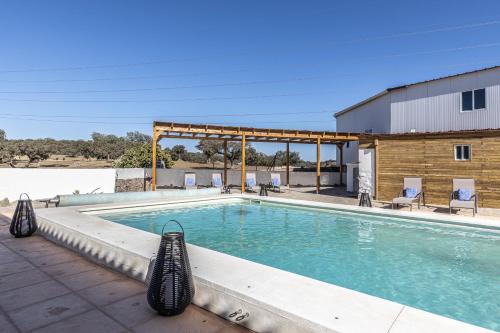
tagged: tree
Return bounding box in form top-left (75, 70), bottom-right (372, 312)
top-left (226, 142), bottom-right (242, 167)
top-left (91, 133), bottom-right (127, 160)
top-left (0, 141), bottom-right (19, 167)
top-left (245, 146), bottom-right (260, 170)
top-left (196, 140), bottom-right (223, 168)
top-left (114, 144), bottom-right (174, 168)
top-left (17, 140), bottom-right (50, 167)
top-left (171, 145), bottom-right (187, 161)
top-left (126, 131), bottom-right (152, 144)
top-left (0, 129), bottom-right (5, 141)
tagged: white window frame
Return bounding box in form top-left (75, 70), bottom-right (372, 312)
top-left (460, 88), bottom-right (486, 113)
top-left (454, 144), bottom-right (471, 161)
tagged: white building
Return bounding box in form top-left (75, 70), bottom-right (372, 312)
top-left (335, 65), bottom-right (500, 165)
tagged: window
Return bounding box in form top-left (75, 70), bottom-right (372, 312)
top-left (455, 144), bottom-right (471, 161)
top-left (346, 142), bottom-right (350, 148)
top-left (474, 88), bottom-right (486, 109)
top-left (462, 88), bottom-right (486, 111)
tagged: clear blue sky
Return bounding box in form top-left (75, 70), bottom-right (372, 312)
top-left (1, 0), bottom-right (500, 161)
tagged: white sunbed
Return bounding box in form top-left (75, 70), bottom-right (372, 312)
top-left (184, 173), bottom-right (197, 189)
top-left (270, 173), bottom-right (289, 193)
top-left (245, 173), bottom-right (259, 192)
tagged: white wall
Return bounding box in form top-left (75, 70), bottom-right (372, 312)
top-left (0, 169), bottom-right (116, 202)
top-left (358, 149), bottom-right (375, 197)
top-left (335, 93), bottom-right (392, 133)
top-left (151, 168), bottom-right (341, 187)
top-left (390, 68), bottom-right (500, 133)
top-left (336, 141), bottom-right (359, 165)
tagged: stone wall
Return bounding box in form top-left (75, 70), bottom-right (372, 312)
top-left (115, 178), bottom-right (146, 192)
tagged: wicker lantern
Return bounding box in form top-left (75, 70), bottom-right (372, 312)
top-left (10, 193), bottom-right (38, 238)
top-left (147, 220), bottom-right (195, 316)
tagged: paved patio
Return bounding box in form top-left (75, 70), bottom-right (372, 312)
top-left (0, 216), bottom-right (250, 333)
top-left (236, 186), bottom-right (500, 220)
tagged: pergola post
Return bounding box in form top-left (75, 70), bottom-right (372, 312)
top-left (223, 140), bottom-right (228, 186)
top-left (286, 142), bottom-right (290, 186)
top-left (336, 142), bottom-right (345, 186)
top-left (241, 134), bottom-right (246, 193)
top-left (316, 137), bottom-right (321, 194)
top-left (152, 130), bottom-right (157, 191)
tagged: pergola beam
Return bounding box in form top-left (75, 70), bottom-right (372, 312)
top-left (154, 122), bottom-right (357, 142)
top-left (157, 134), bottom-right (348, 145)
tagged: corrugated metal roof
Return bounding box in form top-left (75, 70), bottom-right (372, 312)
top-left (334, 65), bottom-right (500, 118)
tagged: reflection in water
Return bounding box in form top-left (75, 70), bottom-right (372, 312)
top-left (357, 220), bottom-right (374, 247)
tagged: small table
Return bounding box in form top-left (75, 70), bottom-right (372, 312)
top-left (259, 184), bottom-right (268, 196)
top-left (358, 190), bottom-right (372, 207)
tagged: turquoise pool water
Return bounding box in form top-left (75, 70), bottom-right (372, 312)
top-left (100, 201), bottom-right (500, 331)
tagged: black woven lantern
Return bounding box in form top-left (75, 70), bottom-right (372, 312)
top-left (10, 193), bottom-right (38, 238)
top-left (147, 220), bottom-right (195, 316)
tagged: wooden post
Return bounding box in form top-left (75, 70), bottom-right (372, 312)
top-left (241, 134), bottom-right (246, 193)
top-left (223, 140), bottom-right (228, 186)
top-left (316, 137), bottom-right (321, 194)
top-left (152, 130), bottom-right (157, 191)
top-left (286, 142), bottom-right (290, 186)
top-left (374, 138), bottom-right (379, 200)
top-left (337, 142), bottom-right (345, 186)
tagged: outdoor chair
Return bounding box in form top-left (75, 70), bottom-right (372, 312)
top-left (392, 177), bottom-right (424, 211)
top-left (449, 178), bottom-right (478, 216)
top-left (245, 173), bottom-right (259, 192)
top-left (212, 173), bottom-right (229, 193)
top-left (270, 173), bottom-right (289, 193)
top-left (184, 173), bottom-right (197, 190)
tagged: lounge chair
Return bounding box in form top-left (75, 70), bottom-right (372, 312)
top-left (184, 173), bottom-right (197, 189)
top-left (245, 173), bottom-right (259, 192)
top-left (270, 173), bottom-right (289, 193)
top-left (449, 179), bottom-right (478, 216)
top-left (211, 173), bottom-right (229, 193)
top-left (391, 177), bottom-right (424, 211)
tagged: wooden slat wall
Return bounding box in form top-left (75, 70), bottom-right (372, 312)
top-left (377, 136), bottom-right (500, 208)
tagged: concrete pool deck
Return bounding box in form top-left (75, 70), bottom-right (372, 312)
top-left (19, 194), bottom-right (498, 332)
top-left (0, 215), bottom-right (251, 333)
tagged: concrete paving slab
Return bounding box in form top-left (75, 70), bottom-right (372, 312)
top-left (0, 313), bottom-right (18, 333)
top-left (216, 324), bottom-right (255, 333)
top-left (0, 280), bottom-right (70, 312)
top-left (7, 293), bottom-right (93, 332)
top-left (102, 293), bottom-right (156, 328)
top-left (389, 307), bottom-right (494, 333)
top-left (56, 267), bottom-right (124, 291)
top-left (40, 259), bottom-right (98, 278)
top-left (4, 238), bottom-right (67, 258)
top-left (133, 305), bottom-right (228, 333)
top-left (28, 251), bottom-right (82, 267)
top-left (30, 309), bottom-right (125, 333)
top-left (0, 260), bottom-right (35, 277)
top-left (0, 248), bottom-right (23, 265)
top-left (0, 269), bottom-right (51, 293)
top-left (77, 279), bottom-right (146, 307)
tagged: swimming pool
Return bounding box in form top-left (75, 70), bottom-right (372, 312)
top-left (100, 200), bottom-right (500, 331)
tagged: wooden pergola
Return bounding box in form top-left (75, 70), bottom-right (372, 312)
top-left (152, 122), bottom-right (358, 193)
